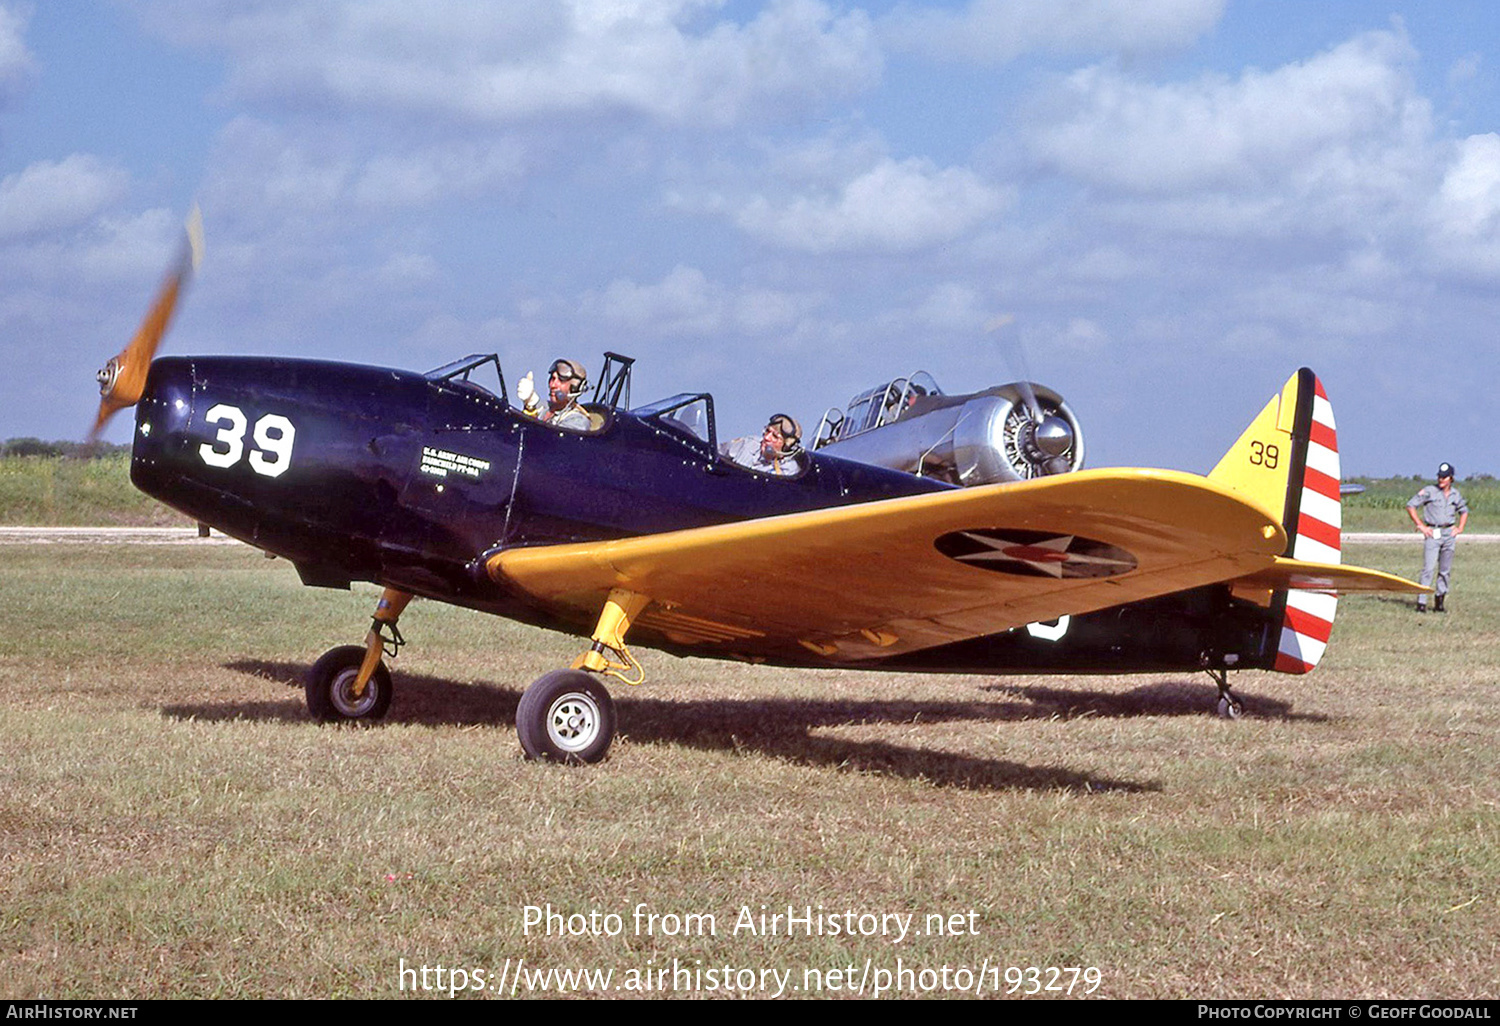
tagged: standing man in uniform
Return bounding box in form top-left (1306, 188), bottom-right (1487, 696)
top-left (1407, 462), bottom-right (1468, 612)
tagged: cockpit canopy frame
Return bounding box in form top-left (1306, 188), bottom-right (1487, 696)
top-left (632, 392), bottom-right (717, 452)
top-left (425, 353), bottom-right (508, 401)
top-left (813, 371), bottom-right (943, 450)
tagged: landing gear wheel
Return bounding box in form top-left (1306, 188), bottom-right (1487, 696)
top-left (1215, 693), bottom-right (1244, 720)
top-left (1207, 667), bottom-right (1243, 720)
top-left (517, 670), bottom-right (616, 764)
top-left (306, 645), bottom-right (393, 723)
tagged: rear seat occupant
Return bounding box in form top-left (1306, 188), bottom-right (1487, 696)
top-left (720, 413), bottom-right (802, 476)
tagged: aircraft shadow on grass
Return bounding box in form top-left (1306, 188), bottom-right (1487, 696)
top-left (151, 657), bottom-right (1356, 793)
top-left (979, 680), bottom-right (1325, 724)
top-left (1366, 594), bottom-right (1425, 610)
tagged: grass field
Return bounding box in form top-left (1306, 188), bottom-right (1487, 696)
top-left (1, 537), bottom-right (1496, 999)
top-left (0, 454), bottom-right (188, 527)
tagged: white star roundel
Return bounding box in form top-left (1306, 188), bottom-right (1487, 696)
top-left (934, 529), bottom-right (1137, 579)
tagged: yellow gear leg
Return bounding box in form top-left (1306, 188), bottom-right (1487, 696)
top-left (573, 589), bottom-right (650, 683)
top-left (353, 587), bottom-right (413, 697)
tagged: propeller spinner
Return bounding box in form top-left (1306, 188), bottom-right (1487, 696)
top-left (89, 206), bottom-right (204, 442)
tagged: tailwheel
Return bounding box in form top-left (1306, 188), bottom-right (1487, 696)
top-left (1209, 667), bottom-right (1243, 720)
top-left (307, 645), bottom-right (393, 723)
top-left (517, 670), bottom-right (616, 764)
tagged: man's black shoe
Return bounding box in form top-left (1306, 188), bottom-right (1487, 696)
top-left (1416, 604), bottom-right (1427, 613)
top-left (1435, 596), bottom-right (1446, 612)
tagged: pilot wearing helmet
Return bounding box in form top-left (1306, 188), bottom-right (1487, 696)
top-left (720, 413), bottom-right (803, 476)
top-left (1407, 461), bottom-right (1469, 613)
top-left (517, 358), bottom-right (592, 431)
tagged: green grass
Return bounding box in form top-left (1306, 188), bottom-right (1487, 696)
top-left (1, 540), bottom-right (1496, 999)
top-left (0, 453), bottom-right (187, 526)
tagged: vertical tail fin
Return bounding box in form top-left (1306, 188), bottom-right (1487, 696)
top-left (1209, 369), bottom-right (1341, 674)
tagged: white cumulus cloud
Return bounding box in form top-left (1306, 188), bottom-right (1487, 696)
top-left (586, 264), bottom-right (815, 336)
top-left (883, 0), bottom-right (1224, 63)
top-left (1432, 133), bottom-right (1500, 238)
top-left (0, 2), bottom-right (35, 100)
top-left (1027, 28), bottom-right (1425, 195)
top-left (735, 157), bottom-right (1009, 253)
top-left (0, 156), bottom-right (130, 241)
top-left (1427, 132), bottom-right (1500, 278)
top-left (137, 0), bottom-right (879, 127)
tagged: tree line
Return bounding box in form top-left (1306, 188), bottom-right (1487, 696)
top-left (2, 437), bottom-right (130, 458)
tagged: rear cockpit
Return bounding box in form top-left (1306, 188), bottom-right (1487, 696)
top-left (812, 371), bottom-right (944, 448)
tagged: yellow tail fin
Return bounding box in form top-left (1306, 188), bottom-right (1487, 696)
top-left (1211, 369), bottom-right (1342, 673)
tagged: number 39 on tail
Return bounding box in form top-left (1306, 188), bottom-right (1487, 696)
top-left (90, 213), bottom-right (1425, 763)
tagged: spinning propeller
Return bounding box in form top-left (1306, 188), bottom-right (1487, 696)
top-left (987, 314), bottom-right (1076, 477)
top-left (89, 206), bottom-right (204, 442)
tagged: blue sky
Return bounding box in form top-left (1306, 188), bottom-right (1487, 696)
top-left (2, 1), bottom-right (1498, 476)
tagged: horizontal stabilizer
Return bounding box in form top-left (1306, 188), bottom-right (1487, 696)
top-left (1232, 558), bottom-right (1429, 595)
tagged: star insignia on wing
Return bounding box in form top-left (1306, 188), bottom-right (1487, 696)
top-left (935, 529), bottom-right (1138, 579)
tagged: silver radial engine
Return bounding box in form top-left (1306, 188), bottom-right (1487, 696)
top-left (813, 375), bottom-right (1084, 486)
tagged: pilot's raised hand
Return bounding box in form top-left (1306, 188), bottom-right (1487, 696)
top-left (516, 371), bottom-right (539, 412)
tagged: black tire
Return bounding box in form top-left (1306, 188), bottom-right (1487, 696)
top-left (516, 670), bottom-right (615, 764)
top-left (306, 645), bottom-right (393, 723)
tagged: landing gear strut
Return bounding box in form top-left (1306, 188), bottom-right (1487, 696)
top-left (306, 587), bottom-right (411, 723)
top-left (515, 588), bottom-right (648, 764)
top-left (1209, 667), bottom-right (1243, 719)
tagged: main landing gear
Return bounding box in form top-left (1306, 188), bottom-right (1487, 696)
top-left (306, 586), bottom-right (648, 765)
top-left (516, 670), bottom-right (617, 763)
top-left (515, 589), bottom-right (648, 764)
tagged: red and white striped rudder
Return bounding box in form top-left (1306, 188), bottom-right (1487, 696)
top-left (1273, 374), bottom-right (1340, 674)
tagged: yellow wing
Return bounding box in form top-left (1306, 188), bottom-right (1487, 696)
top-left (488, 468), bottom-right (1291, 662)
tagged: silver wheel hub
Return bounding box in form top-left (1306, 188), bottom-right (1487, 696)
top-left (547, 692), bottom-right (601, 753)
top-left (331, 667), bottom-right (380, 718)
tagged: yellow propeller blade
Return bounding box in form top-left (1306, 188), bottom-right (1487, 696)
top-left (89, 206), bottom-right (204, 441)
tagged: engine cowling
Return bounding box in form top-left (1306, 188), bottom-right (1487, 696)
top-left (815, 382), bottom-right (1084, 486)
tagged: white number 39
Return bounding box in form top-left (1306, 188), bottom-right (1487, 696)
top-left (199, 404), bottom-right (296, 478)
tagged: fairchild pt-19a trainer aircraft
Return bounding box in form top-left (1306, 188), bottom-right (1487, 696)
top-left (90, 215), bottom-right (1425, 763)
